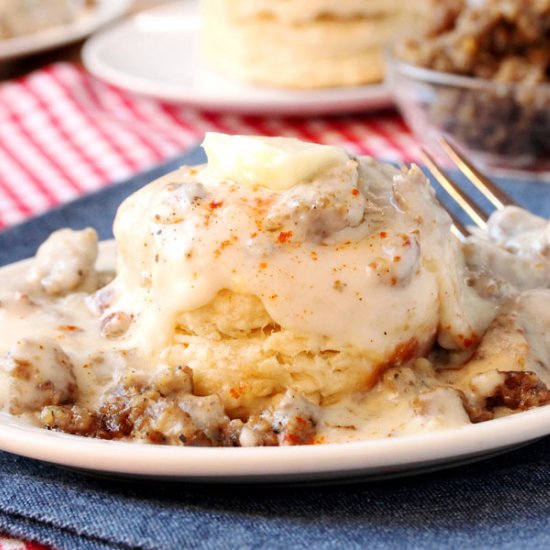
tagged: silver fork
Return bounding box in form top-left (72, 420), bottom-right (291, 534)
top-left (420, 137), bottom-right (518, 240)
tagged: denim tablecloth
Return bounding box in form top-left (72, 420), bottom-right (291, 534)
top-left (0, 148), bottom-right (549, 550)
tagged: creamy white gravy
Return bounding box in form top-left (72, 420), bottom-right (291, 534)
top-left (0, 137), bottom-right (549, 446)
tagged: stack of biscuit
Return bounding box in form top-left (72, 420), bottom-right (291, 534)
top-left (201, 0), bottom-right (429, 88)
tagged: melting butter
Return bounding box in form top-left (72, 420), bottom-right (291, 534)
top-left (201, 132), bottom-right (349, 191)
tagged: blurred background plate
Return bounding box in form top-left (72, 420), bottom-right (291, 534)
top-left (0, 0), bottom-right (132, 61)
top-left (83, 1), bottom-right (392, 115)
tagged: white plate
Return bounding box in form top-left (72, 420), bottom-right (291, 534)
top-left (0, 0), bottom-right (132, 61)
top-left (0, 241), bottom-right (549, 483)
top-left (82, 1), bottom-right (392, 115)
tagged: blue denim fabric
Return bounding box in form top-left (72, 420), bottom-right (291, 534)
top-left (1, 440), bottom-right (550, 550)
top-left (0, 147), bottom-right (549, 550)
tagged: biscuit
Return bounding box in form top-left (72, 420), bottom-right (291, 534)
top-left (201, 0), bottom-right (428, 88)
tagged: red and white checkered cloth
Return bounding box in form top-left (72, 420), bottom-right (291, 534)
top-left (0, 62), bottom-right (420, 230)
top-left (0, 62), bottom-right (419, 550)
top-left (0, 539), bottom-right (48, 550)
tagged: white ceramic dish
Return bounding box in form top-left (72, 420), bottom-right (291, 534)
top-left (0, 241), bottom-right (548, 483)
top-left (0, 407), bottom-right (545, 483)
top-left (0, 0), bottom-right (132, 61)
top-left (82, 1), bottom-right (392, 116)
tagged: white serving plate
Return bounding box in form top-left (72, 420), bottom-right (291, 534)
top-left (0, 241), bottom-right (548, 483)
top-left (0, 0), bottom-right (132, 61)
top-left (82, 1), bottom-right (392, 116)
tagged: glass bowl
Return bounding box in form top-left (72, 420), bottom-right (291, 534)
top-left (385, 49), bottom-right (550, 179)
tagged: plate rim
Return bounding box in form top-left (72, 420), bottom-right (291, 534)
top-left (0, 0), bottom-right (133, 61)
top-left (1, 404), bottom-right (549, 482)
top-left (0, 240), bottom-right (549, 482)
top-left (81, 1), bottom-right (392, 115)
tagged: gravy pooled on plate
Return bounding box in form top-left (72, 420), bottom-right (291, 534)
top-left (1, 134), bottom-right (549, 446)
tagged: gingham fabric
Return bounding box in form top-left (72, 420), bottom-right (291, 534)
top-left (0, 63), bottom-right (420, 230)
top-left (0, 538), bottom-right (48, 550)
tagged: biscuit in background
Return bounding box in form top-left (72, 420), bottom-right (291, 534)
top-left (201, 0), bottom-right (430, 89)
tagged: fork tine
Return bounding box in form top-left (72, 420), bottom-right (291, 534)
top-left (418, 150), bottom-right (472, 238)
top-left (447, 211), bottom-right (469, 240)
top-left (439, 137), bottom-right (518, 210)
top-left (421, 148), bottom-right (489, 230)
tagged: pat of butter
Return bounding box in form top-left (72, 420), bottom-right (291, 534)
top-left (201, 132), bottom-right (349, 191)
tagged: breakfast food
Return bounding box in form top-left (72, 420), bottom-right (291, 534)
top-left (395, 0), bottom-right (550, 167)
top-left (398, 0), bottom-right (550, 83)
top-left (0, 134), bottom-right (549, 447)
top-left (0, 0), bottom-right (93, 39)
top-left (201, 0), bottom-right (429, 88)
